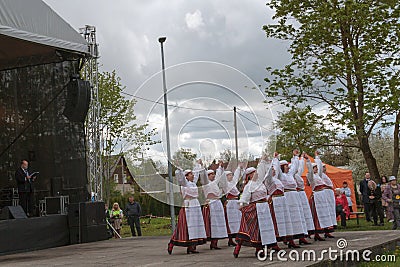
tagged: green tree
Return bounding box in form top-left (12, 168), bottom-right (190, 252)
top-left (349, 132), bottom-right (395, 183)
top-left (263, 0), bottom-right (400, 179)
top-left (98, 70), bottom-right (159, 203)
top-left (271, 106), bottom-right (336, 160)
top-left (172, 148), bottom-right (197, 171)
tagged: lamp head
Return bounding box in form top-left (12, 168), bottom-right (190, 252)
top-left (158, 37), bottom-right (167, 43)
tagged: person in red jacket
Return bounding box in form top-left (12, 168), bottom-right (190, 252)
top-left (335, 189), bottom-right (349, 227)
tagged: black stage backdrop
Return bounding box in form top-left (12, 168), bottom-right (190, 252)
top-left (0, 60), bottom-right (89, 208)
top-left (0, 215), bottom-right (70, 255)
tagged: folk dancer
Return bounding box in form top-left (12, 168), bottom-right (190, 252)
top-left (199, 162), bottom-right (228, 250)
top-left (292, 153), bottom-right (315, 240)
top-left (168, 168), bottom-right (207, 254)
top-left (304, 154), bottom-right (335, 241)
top-left (258, 155), bottom-right (292, 251)
top-left (220, 162), bottom-right (243, 246)
top-left (273, 151), bottom-right (309, 247)
top-left (315, 151), bottom-right (336, 237)
top-left (234, 157), bottom-right (277, 258)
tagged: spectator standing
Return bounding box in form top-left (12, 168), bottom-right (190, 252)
top-left (380, 176), bottom-right (393, 222)
top-left (110, 202), bottom-right (123, 238)
top-left (359, 173), bottom-right (372, 222)
top-left (367, 180), bottom-right (384, 226)
top-left (382, 176), bottom-right (400, 230)
top-left (125, 196), bottom-right (142, 236)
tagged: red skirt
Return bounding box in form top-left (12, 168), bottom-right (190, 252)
top-left (309, 195), bottom-right (334, 234)
top-left (202, 204), bottom-right (212, 240)
top-left (170, 207), bottom-right (207, 247)
top-left (235, 203), bottom-right (262, 248)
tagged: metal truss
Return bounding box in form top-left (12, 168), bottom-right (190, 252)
top-left (79, 25), bottom-right (103, 201)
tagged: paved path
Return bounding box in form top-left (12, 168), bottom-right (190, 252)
top-left (0, 231), bottom-right (399, 266)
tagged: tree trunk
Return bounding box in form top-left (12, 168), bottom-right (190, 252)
top-left (392, 111), bottom-right (400, 177)
top-left (358, 133), bottom-right (380, 180)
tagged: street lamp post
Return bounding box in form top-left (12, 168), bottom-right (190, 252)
top-left (158, 37), bottom-right (176, 232)
top-left (233, 107), bottom-right (239, 164)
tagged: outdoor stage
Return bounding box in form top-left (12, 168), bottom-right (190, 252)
top-left (0, 1), bottom-right (105, 256)
top-left (0, 215), bottom-right (69, 255)
top-left (0, 230), bottom-right (398, 266)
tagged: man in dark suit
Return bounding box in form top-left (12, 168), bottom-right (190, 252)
top-left (15, 160), bottom-right (35, 216)
top-left (359, 172), bottom-right (372, 222)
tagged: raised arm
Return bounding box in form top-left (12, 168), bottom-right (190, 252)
top-left (297, 156), bottom-right (305, 177)
top-left (216, 161), bottom-right (224, 177)
top-left (289, 155), bottom-right (299, 177)
top-left (233, 164), bottom-right (242, 184)
top-left (176, 168), bottom-right (187, 186)
top-left (214, 162), bottom-right (224, 185)
top-left (288, 149), bottom-right (300, 176)
top-left (315, 151), bottom-right (323, 177)
top-left (257, 155), bottom-right (271, 181)
top-left (272, 156), bottom-right (282, 180)
top-left (193, 162), bottom-right (205, 185)
top-left (263, 164), bottom-right (274, 185)
top-left (304, 155), bottom-right (314, 185)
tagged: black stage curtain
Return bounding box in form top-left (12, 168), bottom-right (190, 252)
top-left (0, 60), bottom-right (89, 207)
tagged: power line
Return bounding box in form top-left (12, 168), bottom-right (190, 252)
top-left (236, 111), bottom-right (271, 132)
top-left (120, 91), bottom-right (276, 133)
top-left (236, 107), bottom-right (275, 122)
top-left (121, 91), bottom-right (232, 112)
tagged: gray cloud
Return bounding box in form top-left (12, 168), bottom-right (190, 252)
top-left (44, 0), bottom-right (287, 163)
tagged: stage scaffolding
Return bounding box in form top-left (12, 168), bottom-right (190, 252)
top-left (80, 25), bottom-right (103, 201)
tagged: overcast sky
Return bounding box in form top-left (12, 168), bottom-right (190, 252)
top-left (44, 0), bottom-right (292, 167)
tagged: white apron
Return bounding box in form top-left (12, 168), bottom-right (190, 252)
top-left (324, 189), bottom-right (337, 226)
top-left (256, 202), bottom-right (277, 245)
top-left (209, 199), bottom-right (228, 238)
top-left (313, 190), bottom-right (332, 228)
top-left (298, 191), bottom-right (315, 232)
top-left (284, 191), bottom-right (308, 236)
top-left (184, 199), bottom-right (207, 240)
top-left (272, 196), bottom-right (293, 237)
top-left (226, 199), bottom-right (241, 234)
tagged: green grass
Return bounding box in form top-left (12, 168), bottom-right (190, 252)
top-left (358, 247), bottom-right (399, 266)
top-left (114, 216), bottom-right (395, 238)
top-left (335, 216), bottom-right (393, 232)
top-left (119, 217), bottom-right (172, 238)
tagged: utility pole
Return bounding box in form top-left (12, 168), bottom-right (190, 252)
top-left (158, 37), bottom-right (176, 232)
top-left (234, 107), bottom-right (239, 164)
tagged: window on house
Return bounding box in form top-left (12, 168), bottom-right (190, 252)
top-left (114, 174), bottom-right (119, 183)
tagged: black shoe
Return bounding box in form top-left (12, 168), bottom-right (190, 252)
top-left (299, 238), bottom-right (311, 245)
top-left (228, 241), bottom-right (237, 247)
top-left (324, 233), bottom-right (334, 238)
top-left (187, 248), bottom-right (199, 254)
top-left (210, 245), bottom-right (221, 250)
top-left (287, 240), bottom-right (300, 248)
top-left (314, 235), bottom-right (325, 241)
